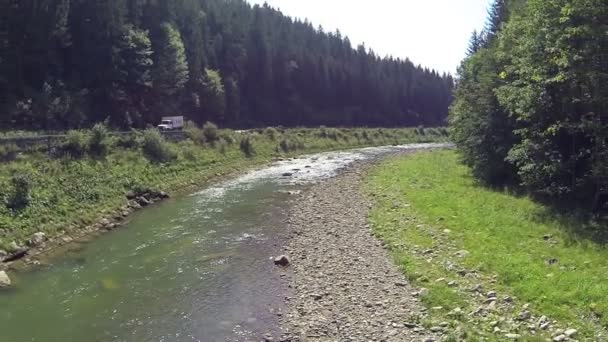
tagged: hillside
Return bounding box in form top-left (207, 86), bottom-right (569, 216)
top-left (0, 0), bottom-right (453, 130)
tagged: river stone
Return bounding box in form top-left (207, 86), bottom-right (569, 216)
top-left (0, 271), bottom-right (11, 288)
top-left (126, 190), bottom-right (136, 200)
top-left (274, 255), bottom-right (290, 266)
top-left (28, 232), bottom-right (47, 247)
top-left (564, 329), bottom-right (578, 337)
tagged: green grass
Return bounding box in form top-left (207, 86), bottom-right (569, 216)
top-left (367, 150), bottom-right (608, 339)
top-left (0, 127), bottom-right (447, 252)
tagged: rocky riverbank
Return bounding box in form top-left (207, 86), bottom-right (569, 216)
top-left (274, 152), bottom-right (440, 341)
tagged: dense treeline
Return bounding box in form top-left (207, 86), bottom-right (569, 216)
top-left (451, 0), bottom-right (608, 210)
top-left (0, 0), bottom-right (453, 130)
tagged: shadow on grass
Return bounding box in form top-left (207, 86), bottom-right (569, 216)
top-left (462, 172), bottom-right (608, 245)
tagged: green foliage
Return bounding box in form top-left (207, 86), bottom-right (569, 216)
top-left (154, 22), bottom-right (189, 96)
top-left (199, 69), bottom-right (226, 123)
top-left (7, 171), bottom-right (33, 211)
top-left (239, 135), bottom-right (255, 157)
top-left (184, 121), bottom-right (205, 145)
top-left (451, 0), bottom-right (608, 210)
top-left (62, 130), bottom-right (88, 158)
top-left (317, 127), bottom-right (345, 141)
top-left (89, 123), bottom-right (111, 157)
top-left (141, 129), bottom-right (176, 163)
top-left (264, 127), bottom-right (279, 141)
top-left (202, 122), bottom-right (219, 143)
top-left (278, 137), bottom-right (304, 153)
top-left (368, 151), bottom-right (608, 336)
top-left (0, 144), bottom-right (20, 161)
top-left (0, 127), bottom-right (445, 250)
top-left (450, 48), bottom-right (518, 185)
top-left (3, 0), bottom-right (453, 130)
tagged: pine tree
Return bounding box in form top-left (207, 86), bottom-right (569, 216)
top-left (154, 22), bottom-right (189, 96)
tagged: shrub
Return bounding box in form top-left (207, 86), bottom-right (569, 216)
top-left (264, 127), bottom-right (279, 141)
top-left (8, 171), bottom-right (33, 210)
top-left (202, 122), bottom-right (219, 143)
top-left (219, 130), bottom-right (235, 144)
top-left (180, 140), bottom-right (198, 161)
top-left (279, 137), bottom-right (305, 153)
top-left (116, 130), bottom-right (141, 149)
top-left (184, 121), bottom-right (205, 145)
top-left (63, 130), bottom-right (88, 158)
top-left (141, 129), bottom-right (176, 163)
top-left (0, 144), bottom-right (19, 161)
top-left (239, 135), bottom-right (255, 157)
top-left (217, 138), bottom-right (228, 155)
top-left (89, 123), bottom-right (110, 156)
top-left (416, 125), bottom-right (426, 135)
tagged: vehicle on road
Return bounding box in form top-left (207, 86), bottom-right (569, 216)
top-left (157, 116), bottom-right (184, 130)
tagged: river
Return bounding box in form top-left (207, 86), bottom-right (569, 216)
top-left (0, 143), bottom-right (446, 342)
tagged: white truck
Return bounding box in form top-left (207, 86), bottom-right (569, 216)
top-left (157, 116), bottom-right (184, 130)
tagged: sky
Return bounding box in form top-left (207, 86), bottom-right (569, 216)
top-left (245, 0), bottom-right (492, 75)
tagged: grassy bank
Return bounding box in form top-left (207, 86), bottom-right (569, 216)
top-left (366, 150), bottom-right (608, 340)
top-left (0, 126), bottom-right (447, 252)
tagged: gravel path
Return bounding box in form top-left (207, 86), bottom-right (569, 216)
top-left (276, 156), bottom-right (438, 342)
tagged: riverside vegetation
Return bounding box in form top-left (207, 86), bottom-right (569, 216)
top-left (367, 151), bottom-right (607, 340)
top-left (0, 124), bottom-right (448, 255)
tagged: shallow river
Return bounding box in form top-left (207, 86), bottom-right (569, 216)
top-left (0, 143), bottom-right (445, 342)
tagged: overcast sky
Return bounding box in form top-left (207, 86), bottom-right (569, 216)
top-left (245, 0), bottom-right (491, 75)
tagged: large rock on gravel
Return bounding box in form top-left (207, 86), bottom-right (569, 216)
top-left (0, 271), bottom-right (11, 288)
top-left (274, 255), bottom-right (290, 266)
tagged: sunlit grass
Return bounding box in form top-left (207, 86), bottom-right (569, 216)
top-left (367, 150), bottom-right (608, 338)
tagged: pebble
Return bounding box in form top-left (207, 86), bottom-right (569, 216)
top-left (277, 159), bottom-right (440, 341)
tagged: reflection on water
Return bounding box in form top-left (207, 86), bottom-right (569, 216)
top-left (0, 143), bottom-right (446, 341)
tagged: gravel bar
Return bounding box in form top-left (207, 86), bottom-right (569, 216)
top-left (276, 153), bottom-right (438, 342)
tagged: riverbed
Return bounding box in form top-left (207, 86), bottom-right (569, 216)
top-left (0, 143), bottom-right (446, 341)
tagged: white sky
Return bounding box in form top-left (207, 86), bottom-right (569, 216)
top-left (246, 0), bottom-right (492, 75)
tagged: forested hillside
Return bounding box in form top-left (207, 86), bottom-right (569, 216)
top-left (0, 0), bottom-right (453, 130)
top-left (451, 0), bottom-right (608, 210)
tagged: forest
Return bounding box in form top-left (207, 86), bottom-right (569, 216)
top-left (450, 0), bottom-right (608, 210)
top-left (0, 0), bottom-right (454, 130)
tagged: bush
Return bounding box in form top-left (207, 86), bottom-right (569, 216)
top-left (63, 130), bottom-right (88, 158)
top-left (219, 130), bottom-right (235, 144)
top-left (0, 144), bottom-right (20, 161)
top-left (180, 140), bottom-right (198, 161)
top-left (202, 122), bottom-right (219, 143)
top-left (318, 126), bottom-right (344, 141)
top-left (264, 127), bottom-right (279, 141)
top-left (184, 121), bottom-right (205, 145)
top-left (141, 129), bottom-right (176, 163)
top-left (8, 171), bottom-right (33, 210)
top-left (279, 137), bottom-right (305, 153)
top-left (239, 135), bottom-right (255, 157)
top-left (416, 125), bottom-right (426, 136)
top-left (116, 130), bottom-right (141, 149)
top-left (217, 138), bottom-right (228, 155)
top-left (89, 123), bottom-right (110, 156)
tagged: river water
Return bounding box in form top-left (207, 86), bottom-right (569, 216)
top-left (0, 143), bottom-right (446, 342)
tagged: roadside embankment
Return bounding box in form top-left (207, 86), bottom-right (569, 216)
top-left (0, 126), bottom-right (448, 272)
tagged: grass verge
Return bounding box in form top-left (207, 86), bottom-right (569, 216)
top-left (366, 150), bottom-right (608, 341)
top-left (0, 126), bottom-right (447, 252)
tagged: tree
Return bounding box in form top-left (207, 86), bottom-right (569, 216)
top-left (199, 68), bottom-right (226, 123)
top-left (153, 22), bottom-right (189, 96)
